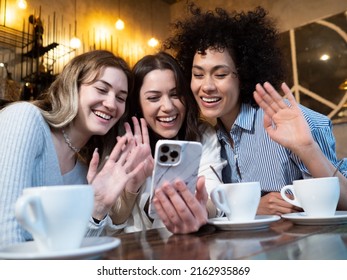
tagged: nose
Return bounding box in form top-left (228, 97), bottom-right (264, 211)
top-left (201, 75), bottom-right (216, 92)
top-left (160, 96), bottom-right (175, 112)
top-left (103, 93), bottom-right (117, 112)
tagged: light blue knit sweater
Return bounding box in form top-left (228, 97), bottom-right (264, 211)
top-left (0, 102), bottom-right (118, 249)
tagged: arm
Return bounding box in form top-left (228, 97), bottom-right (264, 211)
top-left (254, 82), bottom-right (347, 210)
top-left (0, 103), bottom-right (44, 247)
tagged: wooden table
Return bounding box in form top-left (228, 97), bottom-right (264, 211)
top-left (102, 219), bottom-right (347, 260)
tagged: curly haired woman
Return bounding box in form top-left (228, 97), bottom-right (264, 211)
top-left (162, 2), bottom-right (347, 218)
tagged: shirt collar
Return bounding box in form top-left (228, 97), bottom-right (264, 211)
top-left (216, 103), bottom-right (258, 140)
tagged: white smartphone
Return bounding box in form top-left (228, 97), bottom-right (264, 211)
top-left (148, 140), bottom-right (202, 219)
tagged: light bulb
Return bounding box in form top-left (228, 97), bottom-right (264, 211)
top-left (148, 37), bottom-right (158, 48)
top-left (115, 19), bottom-right (125, 30)
top-left (70, 37), bottom-right (81, 49)
top-left (17, 0), bottom-right (27, 9)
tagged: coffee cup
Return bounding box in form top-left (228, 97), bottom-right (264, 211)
top-left (15, 185), bottom-right (94, 252)
top-left (210, 182), bottom-right (261, 221)
top-left (280, 177), bottom-right (339, 217)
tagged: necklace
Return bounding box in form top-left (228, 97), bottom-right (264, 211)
top-left (62, 129), bottom-right (81, 153)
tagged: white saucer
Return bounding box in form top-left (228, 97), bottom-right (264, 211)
top-left (0, 236), bottom-right (120, 260)
top-left (281, 211), bottom-right (347, 226)
top-left (207, 215), bottom-right (281, 231)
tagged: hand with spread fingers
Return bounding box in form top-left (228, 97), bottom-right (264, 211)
top-left (253, 82), bottom-right (315, 155)
top-left (87, 132), bottom-right (149, 221)
top-left (122, 117), bottom-right (153, 193)
top-left (152, 176), bottom-right (208, 234)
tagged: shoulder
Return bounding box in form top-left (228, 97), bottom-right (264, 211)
top-left (299, 104), bottom-right (331, 128)
top-left (1, 101), bottom-right (42, 119)
top-left (0, 101), bottom-right (48, 132)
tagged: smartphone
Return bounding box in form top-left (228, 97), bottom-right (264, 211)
top-left (148, 140), bottom-right (202, 219)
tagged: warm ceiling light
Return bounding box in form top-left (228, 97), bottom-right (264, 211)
top-left (17, 0), bottom-right (27, 9)
top-left (115, 0), bottom-right (125, 30)
top-left (148, 37), bottom-right (158, 48)
top-left (320, 54), bottom-right (330, 61)
top-left (70, 37), bottom-right (81, 49)
top-left (147, 0), bottom-right (158, 48)
top-left (115, 19), bottom-right (124, 30)
top-left (70, 0), bottom-right (81, 49)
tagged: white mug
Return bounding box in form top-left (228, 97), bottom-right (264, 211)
top-left (280, 177), bottom-right (340, 217)
top-left (15, 185), bottom-right (94, 252)
top-left (210, 182), bottom-right (261, 221)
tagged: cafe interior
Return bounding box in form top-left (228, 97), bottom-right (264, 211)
top-left (0, 0), bottom-right (347, 260)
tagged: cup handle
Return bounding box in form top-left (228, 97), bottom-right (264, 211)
top-left (280, 185), bottom-right (301, 208)
top-left (15, 195), bottom-right (47, 239)
top-left (210, 187), bottom-right (231, 217)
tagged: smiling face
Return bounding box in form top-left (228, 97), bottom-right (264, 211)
top-left (74, 67), bottom-right (128, 138)
top-left (139, 69), bottom-right (185, 139)
top-left (190, 48), bottom-right (241, 130)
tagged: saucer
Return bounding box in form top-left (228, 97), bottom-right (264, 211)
top-left (281, 211), bottom-right (347, 225)
top-left (0, 236), bottom-right (120, 260)
top-left (207, 215), bottom-right (281, 231)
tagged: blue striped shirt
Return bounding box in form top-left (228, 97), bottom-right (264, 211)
top-left (216, 103), bottom-right (347, 194)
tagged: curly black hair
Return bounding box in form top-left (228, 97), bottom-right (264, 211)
top-left (163, 2), bottom-right (285, 106)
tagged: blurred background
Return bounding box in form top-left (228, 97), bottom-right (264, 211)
top-left (0, 0), bottom-right (346, 156)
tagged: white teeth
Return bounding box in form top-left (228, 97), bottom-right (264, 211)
top-left (202, 97), bottom-right (220, 103)
top-left (158, 115), bottom-right (177, 122)
top-left (94, 111), bottom-right (112, 120)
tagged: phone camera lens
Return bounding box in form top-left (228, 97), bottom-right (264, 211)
top-left (170, 151), bottom-right (179, 158)
top-left (161, 145), bottom-right (170, 153)
top-left (160, 155), bottom-right (168, 163)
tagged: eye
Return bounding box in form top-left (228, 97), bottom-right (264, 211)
top-left (215, 73), bottom-right (228, 79)
top-left (95, 87), bottom-right (108, 94)
top-left (170, 91), bottom-right (179, 99)
top-left (147, 95), bottom-right (160, 102)
top-left (116, 93), bottom-right (127, 103)
top-left (192, 72), bottom-right (204, 79)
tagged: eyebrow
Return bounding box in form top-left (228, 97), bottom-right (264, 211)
top-left (192, 65), bottom-right (231, 72)
top-left (96, 79), bottom-right (128, 94)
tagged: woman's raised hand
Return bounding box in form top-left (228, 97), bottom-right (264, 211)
top-left (86, 117), bottom-right (152, 220)
top-left (123, 117), bottom-right (153, 193)
top-left (253, 82), bottom-right (315, 154)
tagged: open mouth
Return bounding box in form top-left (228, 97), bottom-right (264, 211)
top-left (93, 110), bottom-right (112, 120)
top-left (157, 115), bottom-right (177, 123)
top-left (201, 97), bottom-right (221, 103)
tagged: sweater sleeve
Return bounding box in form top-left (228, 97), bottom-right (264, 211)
top-left (0, 102), bottom-right (45, 248)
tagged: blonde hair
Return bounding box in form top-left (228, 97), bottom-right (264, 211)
top-left (34, 50), bottom-right (132, 128)
top-left (33, 50), bottom-right (132, 163)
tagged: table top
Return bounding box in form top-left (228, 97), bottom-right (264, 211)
top-left (102, 218), bottom-right (347, 260)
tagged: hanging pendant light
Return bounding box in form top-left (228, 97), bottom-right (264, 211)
top-left (17, 0), bottom-right (27, 9)
top-left (147, 0), bottom-right (158, 48)
top-left (115, 0), bottom-right (125, 30)
top-left (70, 0), bottom-right (81, 49)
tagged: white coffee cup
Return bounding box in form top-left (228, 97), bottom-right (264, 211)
top-left (280, 177), bottom-right (340, 217)
top-left (15, 185), bottom-right (94, 252)
top-left (210, 182), bottom-right (261, 221)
